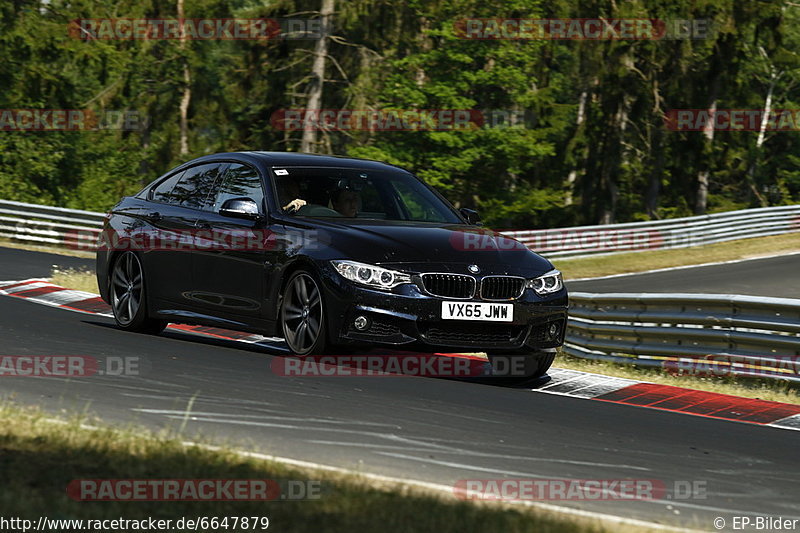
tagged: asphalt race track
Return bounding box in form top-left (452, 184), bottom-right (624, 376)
top-left (567, 253), bottom-right (800, 298)
top-left (0, 246), bottom-right (94, 280)
top-left (1, 246), bottom-right (798, 530)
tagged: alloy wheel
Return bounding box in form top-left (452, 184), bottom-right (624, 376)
top-left (282, 273), bottom-right (323, 354)
top-left (111, 252), bottom-right (143, 326)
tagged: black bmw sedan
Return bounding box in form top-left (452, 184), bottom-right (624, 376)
top-left (96, 152), bottom-right (567, 378)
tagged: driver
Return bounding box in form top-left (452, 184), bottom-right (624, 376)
top-left (277, 179), bottom-right (307, 213)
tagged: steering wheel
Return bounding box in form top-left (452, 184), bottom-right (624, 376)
top-left (296, 204), bottom-right (343, 217)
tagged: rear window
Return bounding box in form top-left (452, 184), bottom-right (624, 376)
top-left (150, 163), bottom-right (227, 208)
top-left (170, 164), bottom-right (227, 209)
top-left (150, 171), bottom-right (184, 204)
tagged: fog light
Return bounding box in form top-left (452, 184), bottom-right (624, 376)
top-left (548, 323), bottom-right (559, 338)
top-left (354, 315), bottom-right (369, 331)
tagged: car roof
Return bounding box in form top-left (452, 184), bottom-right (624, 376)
top-left (187, 151), bottom-right (409, 173)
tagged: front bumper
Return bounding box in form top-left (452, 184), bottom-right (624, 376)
top-left (322, 268), bottom-right (568, 352)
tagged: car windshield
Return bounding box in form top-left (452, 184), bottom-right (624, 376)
top-left (272, 167), bottom-right (463, 223)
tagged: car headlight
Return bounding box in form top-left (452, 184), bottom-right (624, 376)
top-left (331, 260), bottom-right (412, 290)
top-left (526, 269), bottom-right (563, 295)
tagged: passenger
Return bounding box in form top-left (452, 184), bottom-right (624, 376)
top-left (331, 188), bottom-right (359, 217)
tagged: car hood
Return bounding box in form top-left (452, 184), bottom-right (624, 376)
top-left (302, 219), bottom-right (554, 277)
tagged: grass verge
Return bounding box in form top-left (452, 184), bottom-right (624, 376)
top-left (0, 239), bottom-right (95, 259)
top-left (555, 352), bottom-right (800, 405)
top-left (556, 232), bottom-right (800, 280)
top-left (0, 402), bottom-right (621, 533)
top-left (50, 266), bottom-right (99, 294)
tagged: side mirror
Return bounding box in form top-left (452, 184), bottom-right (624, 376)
top-left (220, 198), bottom-right (261, 220)
top-left (459, 207), bottom-right (483, 226)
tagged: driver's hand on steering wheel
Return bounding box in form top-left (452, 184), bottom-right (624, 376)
top-left (283, 199), bottom-right (307, 213)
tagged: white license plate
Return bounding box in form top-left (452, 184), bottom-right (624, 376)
top-left (441, 301), bottom-right (513, 322)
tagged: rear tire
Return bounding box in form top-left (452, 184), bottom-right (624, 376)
top-left (487, 349), bottom-right (556, 379)
top-left (110, 252), bottom-right (167, 335)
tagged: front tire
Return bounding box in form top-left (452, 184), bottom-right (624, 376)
top-left (487, 348), bottom-right (556, 379)
top-left (110, 251), bottom-right (166, 334)
top-left (280, 270), bottom-right (329, 355)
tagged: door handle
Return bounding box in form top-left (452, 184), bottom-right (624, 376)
top-left (195, 220), bottom-right (212, 229)
top-left (145, 212), bottom-right (161, 222)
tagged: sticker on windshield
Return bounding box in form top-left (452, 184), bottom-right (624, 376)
top-left (274, 169), bottom-right (289, 175)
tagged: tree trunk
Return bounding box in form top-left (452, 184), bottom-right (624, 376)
top-left (177, 0), bottom-right (190, 156)
top-left (694, 98), bottom-right (716, 215)
top-left (745, 69), bottom-right (777, 207)
top-left (600, 65), bottom-right (632, 225)
top-left (644, 74), bottom-right (665, 219)
top-left (564, 89), bottom-right (588, 206)
top-left (415, 16), bottom-right (431, 87)
top-left (139, 119), bottom-right (151, 183)
top-left (645, 123), bottom-right (664, 219)
top-left (301, 0), bottom-right (335, 153)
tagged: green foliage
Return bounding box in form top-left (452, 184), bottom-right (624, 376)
top-left (1, 0), bottom-right (800, 227)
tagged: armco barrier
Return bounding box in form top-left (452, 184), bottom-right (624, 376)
top-left (503, 205), bottom-right (800, 259)
top-left (2, 198), bottom-right (798, 258)
top-left (565, 292), bottom-right (800, 382)
top-left (0, 200), bottom-right (104, 250)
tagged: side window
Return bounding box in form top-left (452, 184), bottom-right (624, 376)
top-left (150, 170), bottom-right (185, 203)
top-left (169, 163), bottom-right (227, 209)
top-left (208, 164), bottom-right (264, 213)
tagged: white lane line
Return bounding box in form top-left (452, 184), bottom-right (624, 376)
top-left (121, 393), bottom-right (193, 401)
top-left (376, 451), bottom-right (614, 480)
top-left (308, 439), bottom-right (652, 471)
top-left (133, 409), bottom-right (401, 428)
top-left (768, 413), bottom-right (800, 431)
top-left (161, 415), bottom-right (408, 438)
top-left (186, 442), bottom-right (696, 532)
top-left (567, 250), bottom-right (800, 282)
top-left (374, 452), bottom-right (795, 519)
top-left (403, 405), bottom-right (506, 425)
top-left (306, 440), bottom-right (455, 452)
